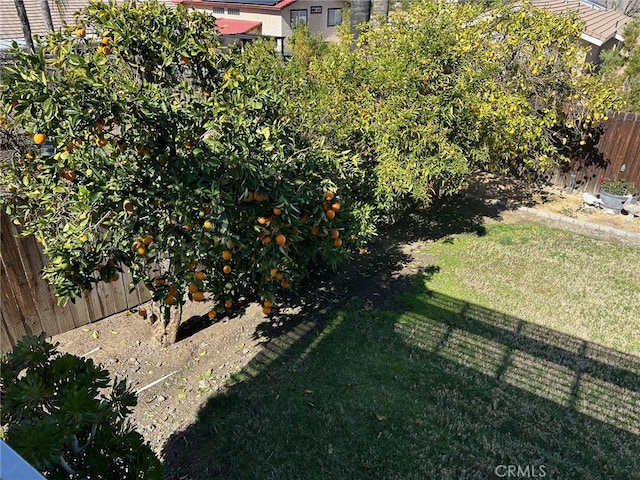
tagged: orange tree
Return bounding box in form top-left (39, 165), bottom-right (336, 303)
top-left (0, 1), bottom-right (357, 344)
top-left (285, 1), bottom-right (622, 216)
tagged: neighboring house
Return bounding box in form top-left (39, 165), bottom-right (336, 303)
top-left (174, 0), bottom-right (345, 45)
top-left (0, 0), bottom-right (176, 50)
top-left (0, 0), bottom-right (345, 52)
top-left (530, 0), bottom-right (632, 63)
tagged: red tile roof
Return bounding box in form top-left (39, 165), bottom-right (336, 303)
top-left (215, 18), bottom-right (262, 34)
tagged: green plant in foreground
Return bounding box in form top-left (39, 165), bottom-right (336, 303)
top-left (0, 334), bottom-right (161, 479)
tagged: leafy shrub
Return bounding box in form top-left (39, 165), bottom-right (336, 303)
top-left (0, 334), bottom-right (161, 479)
top-left (284, 1), bottom-right (622, 216)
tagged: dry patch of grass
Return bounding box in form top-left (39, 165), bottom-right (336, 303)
top-left (421, 223), bottom-right (640, 353)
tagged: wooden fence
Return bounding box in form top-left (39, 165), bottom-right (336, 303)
top-left (1, 212), bottom-right (150, 352)
top-left (549, 112), bottom-right (640, 193)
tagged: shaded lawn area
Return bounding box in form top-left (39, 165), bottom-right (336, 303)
top-left (163, 223), bottom-right (640, 480)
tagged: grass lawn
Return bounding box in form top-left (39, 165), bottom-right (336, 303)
top-left (163, 223), bottom-right (640, 480)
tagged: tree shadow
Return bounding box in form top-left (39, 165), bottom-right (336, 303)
top-left (161, 281), bottom-right (640, 479)
top-left (173, 193), bottom-right (496, 344)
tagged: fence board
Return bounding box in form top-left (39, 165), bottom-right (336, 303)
top-left (0, 212), bottom-right (151, 351)
top-left (550, 113), bottom-right (640, 194)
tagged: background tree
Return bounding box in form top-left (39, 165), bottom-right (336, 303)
top-left (350, 0), bottom-right (372, 38)
top-left (13, 0), bottom-right (35, 52)
top-left (40, 0), bottom-right (55, 32)
top-left (350, 0), bottom-right (390, 36)
top-left (1, 1), bottom-right (360, 345)
top-left (601, 17), bottom-right (640, 113)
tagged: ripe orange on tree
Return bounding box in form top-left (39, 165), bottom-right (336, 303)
top-left (325, 209), bottom-right (336, 220)
top-left (224, 299), bottom-right (233, 309)
top-left (62, 169), bottom-right (76, 181)
top-left (262, 236), bottom-right (272, 245)
top-left (142, 234), bottom-right (154, 245)
top-left (136, 246), bottom-right (147, 256)
top-left (330, 230), bottom-right (340, 239)
top-left (203, 221), bottom-right (212, 230)
top-left (194, 271), bottom-right (206, 281)
top-left (192, 291), bottom-right (204, 302)
top-left (33, 133), bottom-right (46, 145)
top-left (270, 267), bottom-right (279, 278)
top-left (243, 191), bottom-right (255, 202)
top-left (222, 250), bottom-right (233, 261)
top-left (325, 191), bottom-right (334, 201)
top-left (332, 203), bottom-right (341, 211)
top-left (188, 283), bottom-right (199, 294)
top-left (273, 207), bottom-right (283, 216)
top-left (275, 234), bottom-right (286, 246)
top-left (334, 238), bottom-right (343, 247)
top-left (76, 27), bottom-right (86, 38)
top-left (262, 307), bottom-right (271, 315)
top-left (255, 192), bottom-right (266, 203)
top-left (101, 36), bottom-right (110, 45)
top-left (223, 264), bottom-right (232, 274)
top-left (208, 310), bottom-right (217, 319)
top-left (263, 299), bottom-right (273, 308)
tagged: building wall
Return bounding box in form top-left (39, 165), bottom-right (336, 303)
top-left (194, 0), bottom-right (345, 41)
top-left (281, 0), bottom-right (345, 42)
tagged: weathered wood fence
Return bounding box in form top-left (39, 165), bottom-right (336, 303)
top-left (549, 112), bottom-right (640, 193)
top-left (1, 212), bottom-right (150, 352)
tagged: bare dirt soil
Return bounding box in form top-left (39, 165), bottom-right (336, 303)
top-left (50, 173), bottom-right (640, 472)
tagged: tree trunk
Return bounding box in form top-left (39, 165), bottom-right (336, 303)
top-left (13, 0), bottom-right (35, 52)
top-left (350, 0), bottom-right (371, 39)
top-left (152, 304), bottom-right (182, 346)
top-left (372, 0), bottom-right (389, 19)
top-left (40, 0), bottom-right (55, 33)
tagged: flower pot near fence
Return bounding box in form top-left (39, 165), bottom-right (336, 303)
top-left (599, 190), bottom-right (639, 212)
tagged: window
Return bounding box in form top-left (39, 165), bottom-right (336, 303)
top-left (290, 9), bottom-right (308, 26)
top-left (212, 7), bottom-right (224, 14)
top-left (228, 8), bottom-right (240, 15)
top-left (328, 8), bottom-right (342, 27)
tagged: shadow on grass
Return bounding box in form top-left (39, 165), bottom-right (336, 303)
top-left (162, 282), bottom-right (640, 479)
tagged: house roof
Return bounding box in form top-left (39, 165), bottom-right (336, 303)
top-left (215, 18), bottom-right (262, 34)
top-left (175, 0), bottom-right (297, 10)
top-left (530, 0), bottom-right (632, 46)
top-left (0, 0), bottom-right (175, 46)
